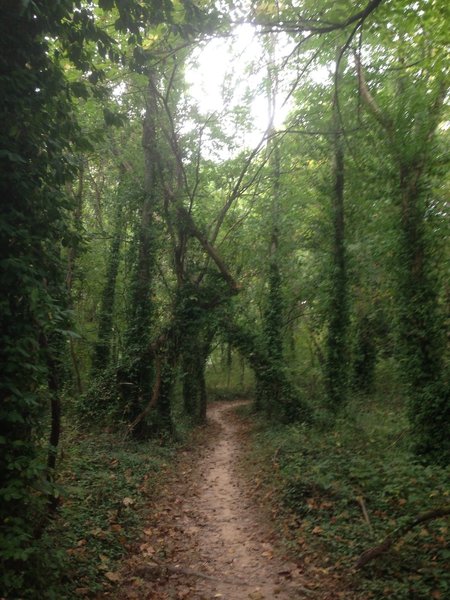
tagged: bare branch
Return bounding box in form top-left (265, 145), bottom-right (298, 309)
top-left (209, 127), bottom-right (273, 247)
top-left (354, 51), bottom-right (394, 132)
top-left (259, 0), bottom-right (384, 35)
top-left (355, 507), bottom-right (450, 569)
top-left (177, 205), bottom-right (240, 294)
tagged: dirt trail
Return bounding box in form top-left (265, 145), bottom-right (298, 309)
top-left (114, 402), bottom-right (322, 599)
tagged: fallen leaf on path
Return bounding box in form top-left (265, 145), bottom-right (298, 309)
top-left (176, 585), bottom-right (191, 598)
top-left (248, 591), bottom-right (265, 599)
top-left (139, 542), bottom-right (155, 556)
top-left (91, 527), bottom-right (107, 538)
top-left (104, 571), bottom-right (121, 582)
top-left (277, 569), bottom-right (292, 578)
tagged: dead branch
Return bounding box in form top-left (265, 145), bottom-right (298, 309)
top-left (126, 355), bottom-right (162, 435)
top-left (356, 496), bottom-right (374, 536)
top-left (354, 52), bottom-right (394, 133)
top-left (177, 205), bottom-right (240, 294)
top-left (355, 506), bottom-right (450, 569)
top-left (259, 0), bottom-right (384, 34)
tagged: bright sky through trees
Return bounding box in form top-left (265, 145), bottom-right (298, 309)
top-left (185, 23), bottom-right (331, 156)
top-left (185, 24), bottom-right (294, 153)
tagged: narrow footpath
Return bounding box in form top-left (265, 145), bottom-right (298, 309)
top-left (112, 401), bottom-right (340, 599)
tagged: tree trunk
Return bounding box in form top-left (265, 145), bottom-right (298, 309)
top-left (120, 73), bottom-right (160, 433)
top-left (325, 68), bottom-right (348, 410)
top-left (92, 199), bottom-right (123, 374)
top-left (397, 162), bottom-right (449, 462)
top-left (356, 57), bottom-right (449, 463)
top-left (66, 168), bottom-right (85, 393)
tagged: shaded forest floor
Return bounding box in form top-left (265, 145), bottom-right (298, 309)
top-left (104, 401), bottom-right (347, 599)
top-left (55, 397), bottom-right (449, 600)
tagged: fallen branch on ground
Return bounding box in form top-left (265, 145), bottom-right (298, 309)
top-left (355, 506), bottom-right (450, 569)
top-left (356, 495), bottom-right (374, 536)
top-left (125, 355), bottom-right (162, 437)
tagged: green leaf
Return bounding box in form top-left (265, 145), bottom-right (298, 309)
top-left (0, 150), bottom-right (26, 163)
top-left (99, 0), bottom-right (115, 10)
top-left (70, 81), bottom-right (90, 99)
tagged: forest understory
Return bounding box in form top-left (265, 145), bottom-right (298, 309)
top-left (1, 1), bottom-right (449, 599)
top-left (38, 394), bottom-right (448, 600)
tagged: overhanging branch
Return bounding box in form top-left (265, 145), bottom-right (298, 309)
top-left (259, 0), bottom-right (384, 34)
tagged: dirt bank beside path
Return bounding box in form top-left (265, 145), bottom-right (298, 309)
top-left (110, 401), bottom-right (343, 599)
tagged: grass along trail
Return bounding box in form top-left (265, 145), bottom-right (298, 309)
top-left (111, 401), bottom-right (339, 599)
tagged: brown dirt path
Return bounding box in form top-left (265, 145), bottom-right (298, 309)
top-left (111, 401), bottom-right (338, 599)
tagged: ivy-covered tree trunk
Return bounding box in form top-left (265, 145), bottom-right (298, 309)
top-left (397, 161), bottom-right (449, 462)
top-left (119, 77), bottom-right (159, 435)
top-left (325, 83), bottom-right (348, 410)
top-left (357, 59), bottom-right (449, 463)
top-left (154, 342), bottom-right (177, 436)
top-left (182, 335), bottom-right (212, 424)
top-left (222, 318), bottom-right (311, 423)
top-left (352, 313), bottom-right (377, 394)
top-left (65, 166), bottom-right (85, 394)
top-left (40, 326), bottom-right (67, 514)
top-left (175, 281), bottom-right (214, 424)
top-left (0, 4), bottom-right (81, 587)
top-left (262, 255), bottom-right (284, 415)
top-left (182, 350), bottom-right (201, 418)
top-left (92, 197), bottom-right (123, 374)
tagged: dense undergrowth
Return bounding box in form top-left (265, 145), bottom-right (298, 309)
top-left (243, 395), bottom-right (450, 599)
top-left (16, 420), bottom-right (180, 599)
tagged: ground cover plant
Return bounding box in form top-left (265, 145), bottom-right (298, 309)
top-left (245, 393), bottom-right (450, 599)
top-left (14, 422), bottom-right (177, 599)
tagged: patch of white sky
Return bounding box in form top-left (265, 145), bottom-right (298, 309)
top-left (184, 22), bottom-right (331, 159)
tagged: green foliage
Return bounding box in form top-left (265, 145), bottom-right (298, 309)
top-left (352, 314), bottom-right (377, 393)
top-left (78, 365), bottom-right (123, 422)
top-left (0, 1), bottom-right (81, 585)
top-left (25, 422), bottom-right (175, 599)
top-left (1, 0), bottom-right (449, 595)
top-left (248, 395), bottom-right (450, 599)
top-left (206, 346), bottom-right (255, 401)
top-left (221, 311), bottom-right (312, 423)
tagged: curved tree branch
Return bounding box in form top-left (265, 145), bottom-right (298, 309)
top-left (260, 0), bottom-right (384, 34)
top-left (354, 51), bottom-right (394, 133)
top-left (355, 507), bottom-right (450, 569)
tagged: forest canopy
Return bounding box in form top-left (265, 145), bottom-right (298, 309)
top-left (0, 0), bottom-right (449, 598)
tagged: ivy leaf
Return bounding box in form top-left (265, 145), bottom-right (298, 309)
top-left (0, 150), bottom-right (26, 163)
top-left (98, 0), bottom-right (115, 10)
top-left (102, 108), bottom-right (125, 127)
top-left (70, 81), bottom-right (90, 99)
